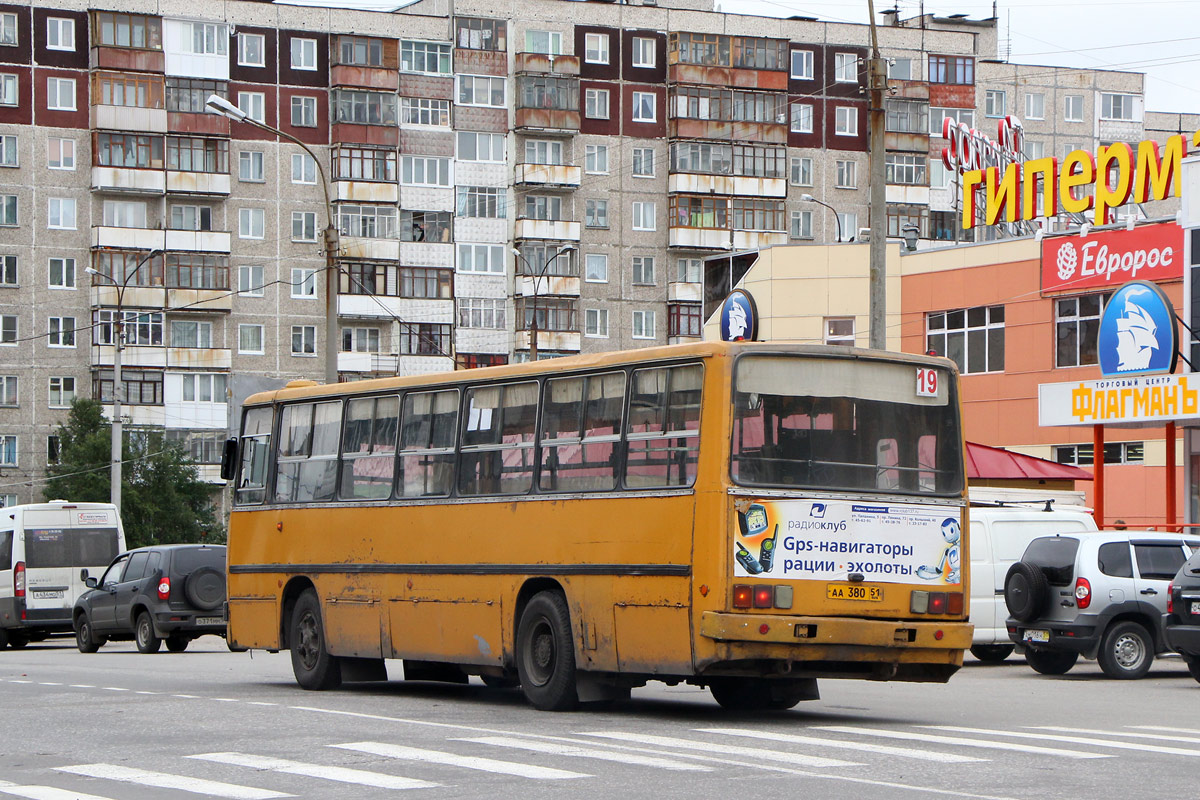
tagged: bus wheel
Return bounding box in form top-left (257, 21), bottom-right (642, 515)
top-left (7, 633), bottom-right (29, 650)
top-left (515, 592), bottom-right (578, 711)
top-left (290, 589), bottom-right (342, 691)
top-left (710, 678), bottom-right (815, 711)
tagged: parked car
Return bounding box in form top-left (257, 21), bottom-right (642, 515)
top-left (1165, 548), bottom-right (1200, 683)
top-left (73, 544), bottom-right (227, 654)
top-left (1004, 531), bottom-right (1199, 679)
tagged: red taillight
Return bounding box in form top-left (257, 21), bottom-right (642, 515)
top-left (948, 592), bottom-right (964, 615)
top-left (157, 576), bottom-right (171, 601)
top-left (1167, 582), bottom-right (1174, 615)
top-left (1075, 577), bottom-right (1091, 610)
top-left (732, 585), bottom-right (752, 608)
top-left (753, 586), bottom-right (774, 608)
top-left (928, 592), bottom-right (948, 614)
top-left (14, 561), bottom-right (24, 597)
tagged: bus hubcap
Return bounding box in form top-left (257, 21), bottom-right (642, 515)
top-left (529, 620), bottom-right (555, 685)
top-left (297, 613), bottom-right (320, 668)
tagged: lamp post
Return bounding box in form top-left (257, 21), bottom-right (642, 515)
top-left (801, 194), bottom-right (844, 243)
top-left (205, 94), bottom-right (340, 384)
top-left (511, 244), bottom-right (575, 361)
top-left (86, 248), bottom-right (161, 511)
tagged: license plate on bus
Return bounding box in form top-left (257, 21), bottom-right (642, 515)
top-left (32, 590), bottom-right (64, 599)
top-left (1024, 629), bottom-right (1050, 643)
top-left (195, 617), bottom-right (223, 626)
top-left (826, 583), bottom-right (883, 602)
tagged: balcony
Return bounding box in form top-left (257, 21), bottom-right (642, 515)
top-left (667, 174), bottom-right (786, 198)
top-left (337, 295), bottom-right (453, 323)
top-left (516, 275), bottom-right (580, 297)
top-left (668, 226), bottom-right (731, 250)
top-left (733, 230), bottom-right (788, 250)
top-left (166, 171), bottom-right (231, 196)
top-left (885, 185), bottom-right (931, 205)
top-left (514, 219), bottom-right (581, 241)
top-left (514, 164), bottom-right (582, 188)
top-left (338, 351), bottom-right (399, 373)
top-left (164, 230), bottom-right (232, 253)
top-left (668, 118), bottom-right (786, 145)
top-left (514, 108), bottom-right (580, 136)
top-left (515, 330), bottom-right (581, 353)
top-left (167, 347), bottom-right (232, 370)
top-left (91, 46), bottom-right (165, 74)
top-left (93, 105), bottom-right (167, 133)
top-left (335, 181), bottom-right (399, 204)
top-left (92, 167), bottom-right (166, 195)
top-left (668, 281), bottom-right (702, 302)
top-left (166, 289), bottom-right (232, 312)
top-left (92, 345), bottom-right (167, 369)
top-left (340, 237), bottom-right (400, 261)
top-left (93, 226), bottom-right (166, 251)
top-left (330, 64), bottom-right (398, 91)
top-left (101, 404), bottom-right (165, 428)
top-left (666, 62), bottom-right (788, 92)
top-left (92, 285), bottom-right (166, 310)
top-left (167, 111), bottom-right (228, 136)
top-left (514, 52), bottom-right (580, 76)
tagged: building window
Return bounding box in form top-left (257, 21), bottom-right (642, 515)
top-left (170, 320), bottom-right (212, 349)
top-left (632, 37), bottom-right (655, 68)
top-left (49, 376), bottom-right (74, 407)
top-left (0, 376), bottom-right (14, 406)
top-left (48, 138), bottom-right (75, 170)
top-left (400, 40), bottom-right (451, 74)
top-left (165, 78), bottom-right (225, 114)
top-left (1025, 140), bottom-right (1044, 160)
top-left (585, 32), bottom-right (609, 64)
top-left (676, 258), bottom-right (701, 284)
top-left (633, 256), bottom-right (655, 285)
top-left (47, 316), bottom-right (75, 348)
top-left (632, 147), bottom-right (655, 177)
top-left (584, 88), bottom-right (609, 119)
top-left (239, 151), bottom-right (264, 182)
top-left (790, 49), bottom-right (813, 79)
top-left (48, 257), bottom-right (74, 289)
top-left (585, 144), bottom-right (608, 174)
top-left (930, 107), bottom-right (973, 136)
top-left (0, 255), bottom-right (14, 285)
top-left (0, 314), bottom-right (14, 343)
top-left (182, 22), bottom-right (226, 56)
top-left (836, 160), bottom-right (857, 189)
top-left (457, 298), bottom-right (506, 329)
top-left (0, 73), bottom-right (15, 106)
top-left (834, 52), bottom-right (859, 83)
top-left (525, 30), bottom-right (563, 56)
top-left (291, 96), bottom-right (317, 127)
top-left (524, 139), bottom-right (563, 166)
top-left (837, 212), bottom-right (857, 243)
top-left (824, 317), bottom-right (855, 346)
top-left (238, 324), bottom-right (264, 354)
top-left (1, 13), bottom-right (16, 46)
top-left (238, 33), bottom-right (264, 67)
top-left (400, 210), bottom-right (451, 243)
top-left (455, 17), bottom-right (506, 52)
top-left (341, 327), bottom-right (380, 353)
top-left (0, 436), bottom-right (16, 467)
top-left (523, 195), bottom-right (562, 221)
top-left (1025, 92), bottom-right (1045, 120)
top-left (291, 325), bottom-right (316, 356)
top-left (456, 186), bottom-right (505, 218)
top-left (167, 136), bottom-right (227, 173)
top-left (1055, 442), bottom-right (1144, 467)
top-left (238, 264), bottom-right (264, 296)
top-left (790, 157), bottom-right (813, 186)
top-left (585, 254), bottom-right (608, 282)
top-left (790, 210), bottom-right (812, 239)
top-left (1101, 93), bottom-right (1138, 121)
top-left (236, 91), bottom-right (264, 123)
top-left (292, 212), bottom-right (317, 242)
top-left (456, 75), bottom-right (505, 107)
top-left (401, 97), bottom-right (450, 127)
top-left (834, 106), bottom-right (858, 136)
top-left (632, 310), bottom-right (655, 339)
top-left (291, 37), bottom-right (317, 70)
top-left (0, 195), bottom-right (15, 226)
top-left (170, 204), bottom-right (213, 231)
top-left (1064, 94), bottom-right (1084, 123)
top-left (48, 198), bottom-right (76, 230)
top-left (928, 55), bottom-right (974, 85)
top-left (457, 243), bottom-right (505, 274)
top-left (102, 199), bottom-right (146, 228)
top-left (888, 58), bottom-right (912, 79)
top-left (632, 91), bottom-right (656, 123)
top-left (927, 305), bottom-right (1005, 374)
top-left (585, 199), bottom-right (608, 228)
top-left (668, 303), bottom-right (701, 338)
top-left (292, 153), bottom-right (316, 184)
top-left (887, 99), bottom-right (929, 133)
top-left (1055, 293), bottom-right (1111, 367)
top-left (337, 204), bottom-right (398, 238)
top-left (584, 308), bottom-right (608, 338)
top-left (335, 35), bottom-right (384, 67)
top-left (239, 207), bottom-right (265, 239)
top-left (632, 202), bottom-right (656, 231)
top-left (790, 102), bottom-right (813, 133)
top-left (47, 17), bottom-right (75, 51)
top-left (291, 267), bottom-right (317, 298)
top-left (335, 146), bottom-right (396, 182)
top-left (885, 153), bottom-right (927, 185)
top-left (453, 133), bottom-right (503, 167)
top-left (47, 77), bottom-right (76, 111)
top-left (985, 89), bottom-right (1005, 118)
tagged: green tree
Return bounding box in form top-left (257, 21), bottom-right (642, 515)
top-left (44, 398), bottom-right (225, 548)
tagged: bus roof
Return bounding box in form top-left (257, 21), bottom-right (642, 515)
top-left (243, 341), bottom-right (958, 407)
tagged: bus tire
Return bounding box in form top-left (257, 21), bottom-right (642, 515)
top-left (0, 627), bottom-right (7, 650)
top-left (165, 635), bottom-right (189, 653)
top-left (7, 633), bottom-right (29, 649)
top-left (709, 677), bottom-right (816, 711)
top-left (290, 589), bottom-right (342, 691)
top-left (516, 592), bottom-right (578, 711)
top-left (969, 644), bottom-right (1014, 663)
top-left (135, 612), bottom-right (161, 654)
top-left (75, 615), bottom-right (105, 653)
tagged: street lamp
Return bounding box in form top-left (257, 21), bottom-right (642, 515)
top-left (511, 244), bottom-right (575, 360)
top-left (801, 194), bottom-right (845, 243)
top-left (205, 94), bottom-right (340, 384)
top-left (86, 248), bottom-right (161, 511)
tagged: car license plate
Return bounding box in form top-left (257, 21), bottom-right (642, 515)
top-left (195, 617), bottom-right (223, 626)
top-left (32, 590), bottom-right (64, 599)
top-left (1191, 601), bottom-right (1200, 615)
top-left (826, 583), bottom-right (883, 602)
top-left (1024, 629), bottom-right (1050, 643)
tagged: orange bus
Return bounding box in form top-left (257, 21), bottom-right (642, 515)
top-left (222, 341), bottom-right (971, 711)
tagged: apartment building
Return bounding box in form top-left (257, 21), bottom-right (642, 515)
top-left (0, 0), bottom-right (1164, 504)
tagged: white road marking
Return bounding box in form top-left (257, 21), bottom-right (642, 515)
top-left (68, 684), bottom-right (94, 688)
top-left (134, 691), bottom-right (157, 695)
top-left (247, 702), bottom-right (277, 707)
top-left (330, 741), bottom-right (588, 780)
top-left (174, 694), bottom-right (199, 698)
top-left (457, 736), bottom-right (711, 771)
top-left (101, 687), bottom-right (128, 692)
top-left (0, 781), bottom-right (119, 800)
top-left (579, 731), bottom-right (859, 768)
top-left (927, 726), bottom-right (1200, 757)
top-left (1032, 726), bottom-right (1200, 745)
top-left (699, 727), bottom-right (986, 763)
top-left (55, 765), bottom-right (291, 799)
top-left (815, 726), bottom-right (1108, 759)
top-left (9, 680), bottom-right (31, 684)
top-left (1132, 725), bottom-right (1200, 736)
top-left (38, 682), bottom-right (62, 686)
top-left (189, 753), bottom-right (438, 790)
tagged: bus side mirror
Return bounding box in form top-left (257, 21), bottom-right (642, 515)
top-left (220, 438), bottom-right (239, 481)
top-left (80, 568), bottom-right (89, 581)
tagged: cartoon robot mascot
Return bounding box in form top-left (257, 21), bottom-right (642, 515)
top-left (916, 517), bottom-right (961, 583)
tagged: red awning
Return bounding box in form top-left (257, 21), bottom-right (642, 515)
top-left (965, 441), bottom-right (1093, 482)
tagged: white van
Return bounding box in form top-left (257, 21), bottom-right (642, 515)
top-left (967, 500), bottom-right (1098, 661)
top-left (0, 501), bottom-right (127, 650)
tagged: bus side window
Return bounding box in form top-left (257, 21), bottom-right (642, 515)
top-left (459, 382), bottom-right (537, 496)
top-left (625, 364), bottom-right (702, 489)
top-left (540, 372), bottom-right (624, 493)
top-left (0, 530), bottom-right (11, 571)
top-left (340, 395), bottom-right (399, 501)
top-left (236, 407), bottom-right (273, 505)
top-left (275, 401), bottom-right (341, 503)
top-left (398, 390), bottom-right (458, 498)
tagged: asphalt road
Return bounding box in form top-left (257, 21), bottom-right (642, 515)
top-left (1, 638), bottom-right (1198, 800)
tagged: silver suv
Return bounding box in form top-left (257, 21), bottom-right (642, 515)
top-left (1004, 532), bottom-right (1199, 679)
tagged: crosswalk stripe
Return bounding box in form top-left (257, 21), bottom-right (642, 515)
top-left (456, 736), bottom-right (711, 771)
top-left (578, 732), bottom-right (859, 768)
top-left (926, 726), bottom-right (1200, 757)
top-left (329, 741), bottom-right (589, 780)
top-left (1131, 725), bottom-right (1200, 736)
top-left (54, 765), bottom-right (292, 799)
top-left (814, 726), bottom-right (1108, 759)
top-left (188, 753), bottom-right (439, 790)
top-left (1031, 726), bottom-right (1200, 745)
top-left (697, 727), bottom-right (986, 763)
top-left (0, 781), bottom-right (119, 800)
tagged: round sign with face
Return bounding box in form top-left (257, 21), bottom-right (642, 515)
top-left (720, 289), bottom-right (758, 342)
top-left (1097, 280), bottom-right (1178, 377)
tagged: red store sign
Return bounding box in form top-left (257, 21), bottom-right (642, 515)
top-left (1041, 222), bottom-right (1183, 293)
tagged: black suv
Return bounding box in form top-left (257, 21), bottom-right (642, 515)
top-left (1165, 549), bottom-right (1200, 683)
top-left (73, 544), bottom-right (227, 654)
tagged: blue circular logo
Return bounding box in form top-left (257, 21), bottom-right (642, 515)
top-left (1097, 281), bottom-right (1178, 376)
top-left (720, 289), bottom-right (758, 342)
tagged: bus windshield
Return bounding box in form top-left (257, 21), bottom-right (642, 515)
top-left (731, 354), bottom-right (963, 497)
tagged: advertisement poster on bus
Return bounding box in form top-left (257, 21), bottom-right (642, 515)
top-left (732, 499), bottom-right (962, 586)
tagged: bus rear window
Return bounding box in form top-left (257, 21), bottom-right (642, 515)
top-left (25, 528), bottom-right (121, 568)
top-left (731, 355), bottom-right (963, 496)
